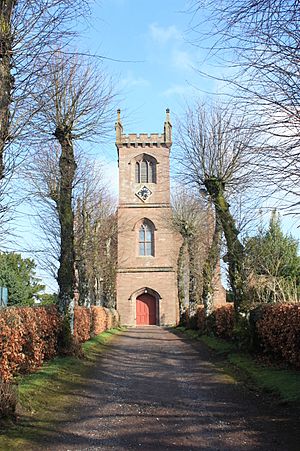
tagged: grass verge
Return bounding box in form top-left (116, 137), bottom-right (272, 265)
top-left (0, 328), bottom-right (124, 450)
top-left (174, 327), bottom-right (300, 405)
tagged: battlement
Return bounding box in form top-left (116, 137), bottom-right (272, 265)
top-left (118, 132), bottom-right (168, 148)
top-left (115, 109), bottom-right (172, 149)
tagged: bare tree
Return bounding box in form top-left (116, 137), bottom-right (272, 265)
top-left (0, 1), bottom-right (92, 249)
top-left (171, 189), bottom-right (210, 317)
top-left (31, 52), bottom-right (114, 318)
top-left (74, 164), bottom-right (117, 308)
top-left (177, 101), bottom-right (257, 314)
top-left (23, 143), bottom-right (61, 279)
top-left (0, 1), bottom-right (90, 180)
top-left (24, 146), bottom-right (117, 308)
top-left (190, 0), bottom-right (300, 215)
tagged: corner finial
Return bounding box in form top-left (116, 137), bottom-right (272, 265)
top-left (164, 108), bottom-right (172, 144)
top-left (115, 109), bottom-right (123, 143)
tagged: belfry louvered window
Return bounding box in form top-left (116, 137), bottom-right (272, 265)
top-left (135, 157), bottom-right (156, 183)
top-left (140, 160), bottom-right (148, 182)
top-left (139, 222), bottom-right (154, 256)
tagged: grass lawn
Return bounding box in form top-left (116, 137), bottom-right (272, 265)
top-left (0, 328), bottom-right (123, 450)
top-left (174, 327), bottom-right (300, 405)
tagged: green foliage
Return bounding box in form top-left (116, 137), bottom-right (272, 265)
top-left (228, 354), bottom-right (300, 403)
top-left (0, 253), bottom-right (45, 306)
top-left (39, 293), bottom-right (58, 305)
top-left (244, 211), bottom-right (300, 303)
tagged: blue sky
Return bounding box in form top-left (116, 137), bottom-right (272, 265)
top-left (78, 0), bottom-right (218, 197)
top-left (82, 0), bottom-right (210, 135)
top-left (83, 0), bottom-right (300, 234)
top-left (8, 1), bottom-right (300, 291)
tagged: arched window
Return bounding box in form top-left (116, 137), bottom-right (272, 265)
top-left (135, 155), bottom-right (157, 183)
top-left (149, 161), bottom-right (156, 183)
top-left (135, 162), bottom-right (140, 182)
top-left (139, 221), bottom-right (154, 256)
top-left (140, 160), bottom-right (148, 183)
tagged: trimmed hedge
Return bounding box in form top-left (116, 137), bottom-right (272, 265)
top-left (74, 306), bottom-right (91, 343)
top-left (74, 306), bottom-right (120, 343)
top-left (0, 305), bottom-right (61, 381)
top-left (191, 303), bottom-right (300, 368)
top-left (256, 304), bottom-right (300, 368)
top-left (0, 305), bottom-right (119, 381)
top-left (195, 304), bottom-right (235, 339)
top-left (91, 306), bottom-right (107, 335)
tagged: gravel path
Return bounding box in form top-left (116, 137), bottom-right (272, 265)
top-left (39, 327), bottom-right (299, 450)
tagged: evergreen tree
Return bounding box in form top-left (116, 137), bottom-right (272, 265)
top-left (245, 212), bottom-right (300, 303)
top-left (0, 253), bottom-right (45, 306)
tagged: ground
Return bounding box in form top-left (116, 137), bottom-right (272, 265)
top-left (13, 327), bottom-right (300, 450)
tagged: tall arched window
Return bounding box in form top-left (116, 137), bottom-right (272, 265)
top-left (135, 155), bottom-right (157, 183)
top-left (135, 162), bottom-right (140, 182)
top-left (140, 160), bottom-right (148, 183)
top-left (139, 221), bottom-right (154, 256)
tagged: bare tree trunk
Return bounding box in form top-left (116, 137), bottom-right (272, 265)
top-left (187, 237), bottom-right (197, 315)
top-left (55, 127), bottom-right (76, 315)
top-left (0, 1), bottom-right (15, 180)
top-left (202, 216), bottom-right (222, 316)
top-left (204, 177), bottom-right (245, 315)
top-left (177, 239), bottom-right (189, 320)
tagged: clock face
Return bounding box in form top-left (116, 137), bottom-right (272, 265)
top-left (136, 185), bottom-right (152, 202)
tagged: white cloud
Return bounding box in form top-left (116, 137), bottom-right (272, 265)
top-left (119, 73), bottom-right (150, 90)
top-left (149, 23), bottom-right (181, 45)
top-left (162, 84), bottom-right (196, 97)
top-left (172, 49), bottom-right (194, 71)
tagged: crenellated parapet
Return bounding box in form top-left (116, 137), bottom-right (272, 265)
top-left (115, 109), bottom-right (172, 150)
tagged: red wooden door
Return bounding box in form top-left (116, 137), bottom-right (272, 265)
top-left (136, 294), bottom-right (156, 325)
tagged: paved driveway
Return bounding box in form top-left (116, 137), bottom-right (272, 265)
top-left (41, 327), bottom-right (299, 450)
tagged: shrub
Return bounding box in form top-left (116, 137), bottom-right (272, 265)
top-left (256, 304), bottom-right (300, 368)
top-left (194, 305), bottom-right (235, 338)
top-left (91, 306), bottom-right (107, 335)
top-left (0, 305), bottom-right (120, 381)
top-left (73, 306), bottom-right (91, 343)
top-left (196, 306), bottom-right (206, 333)
top-left (104, 308), bottom-right (113, 330)
top-left (213, 305), bottom-right (235, 339)
top-left (0, 306), bottom-right (61, 381)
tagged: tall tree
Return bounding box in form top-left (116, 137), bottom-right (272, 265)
top-left (191, 0), bottom-right (300, 214)
top-left (31, 53), bottom-right (114, 317)
top-left (0, 252), bottom-right (45, 306)
top-left (171, 190), bottom-right (209, 317)
top-left (177, 101), bottom-right (256, 314)
top-left (0, 1), bottom-right (90, 180)
top-left (74, 167), bottom-right (117, 308)
top-left (245, 211), bottom-right (300, 304)
top-left (0, 1), bottom-right (92, 246)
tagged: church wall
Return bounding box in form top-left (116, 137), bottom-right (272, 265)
top-left (118, 145), bottom-right (170, 206)
top-left (117, 206), bottom-right (179, 270)
top-left (116, 271), bottom-right (178, 326)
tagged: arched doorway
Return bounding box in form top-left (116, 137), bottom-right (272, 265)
top-left (136, 293), bottom-right (156, 325)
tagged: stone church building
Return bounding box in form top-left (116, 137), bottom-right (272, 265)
top-left (116, 109), bottom-right (180, 326)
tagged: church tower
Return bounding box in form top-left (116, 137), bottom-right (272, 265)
top-left (116, 109), bottom-right (180, 326)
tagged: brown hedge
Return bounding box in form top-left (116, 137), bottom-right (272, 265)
top-left (256, 304), bottom-right (300, 368)
top-left (193, 303), bottom-right (300, 368)
top-left (73, 306), bottom-right (120, 342)
top-left (195, 304), bottom-right (234, 338)
top-left (0, 305), bottom-right (119, 381)
top-left (0, 305), bottom-right (61, 381)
